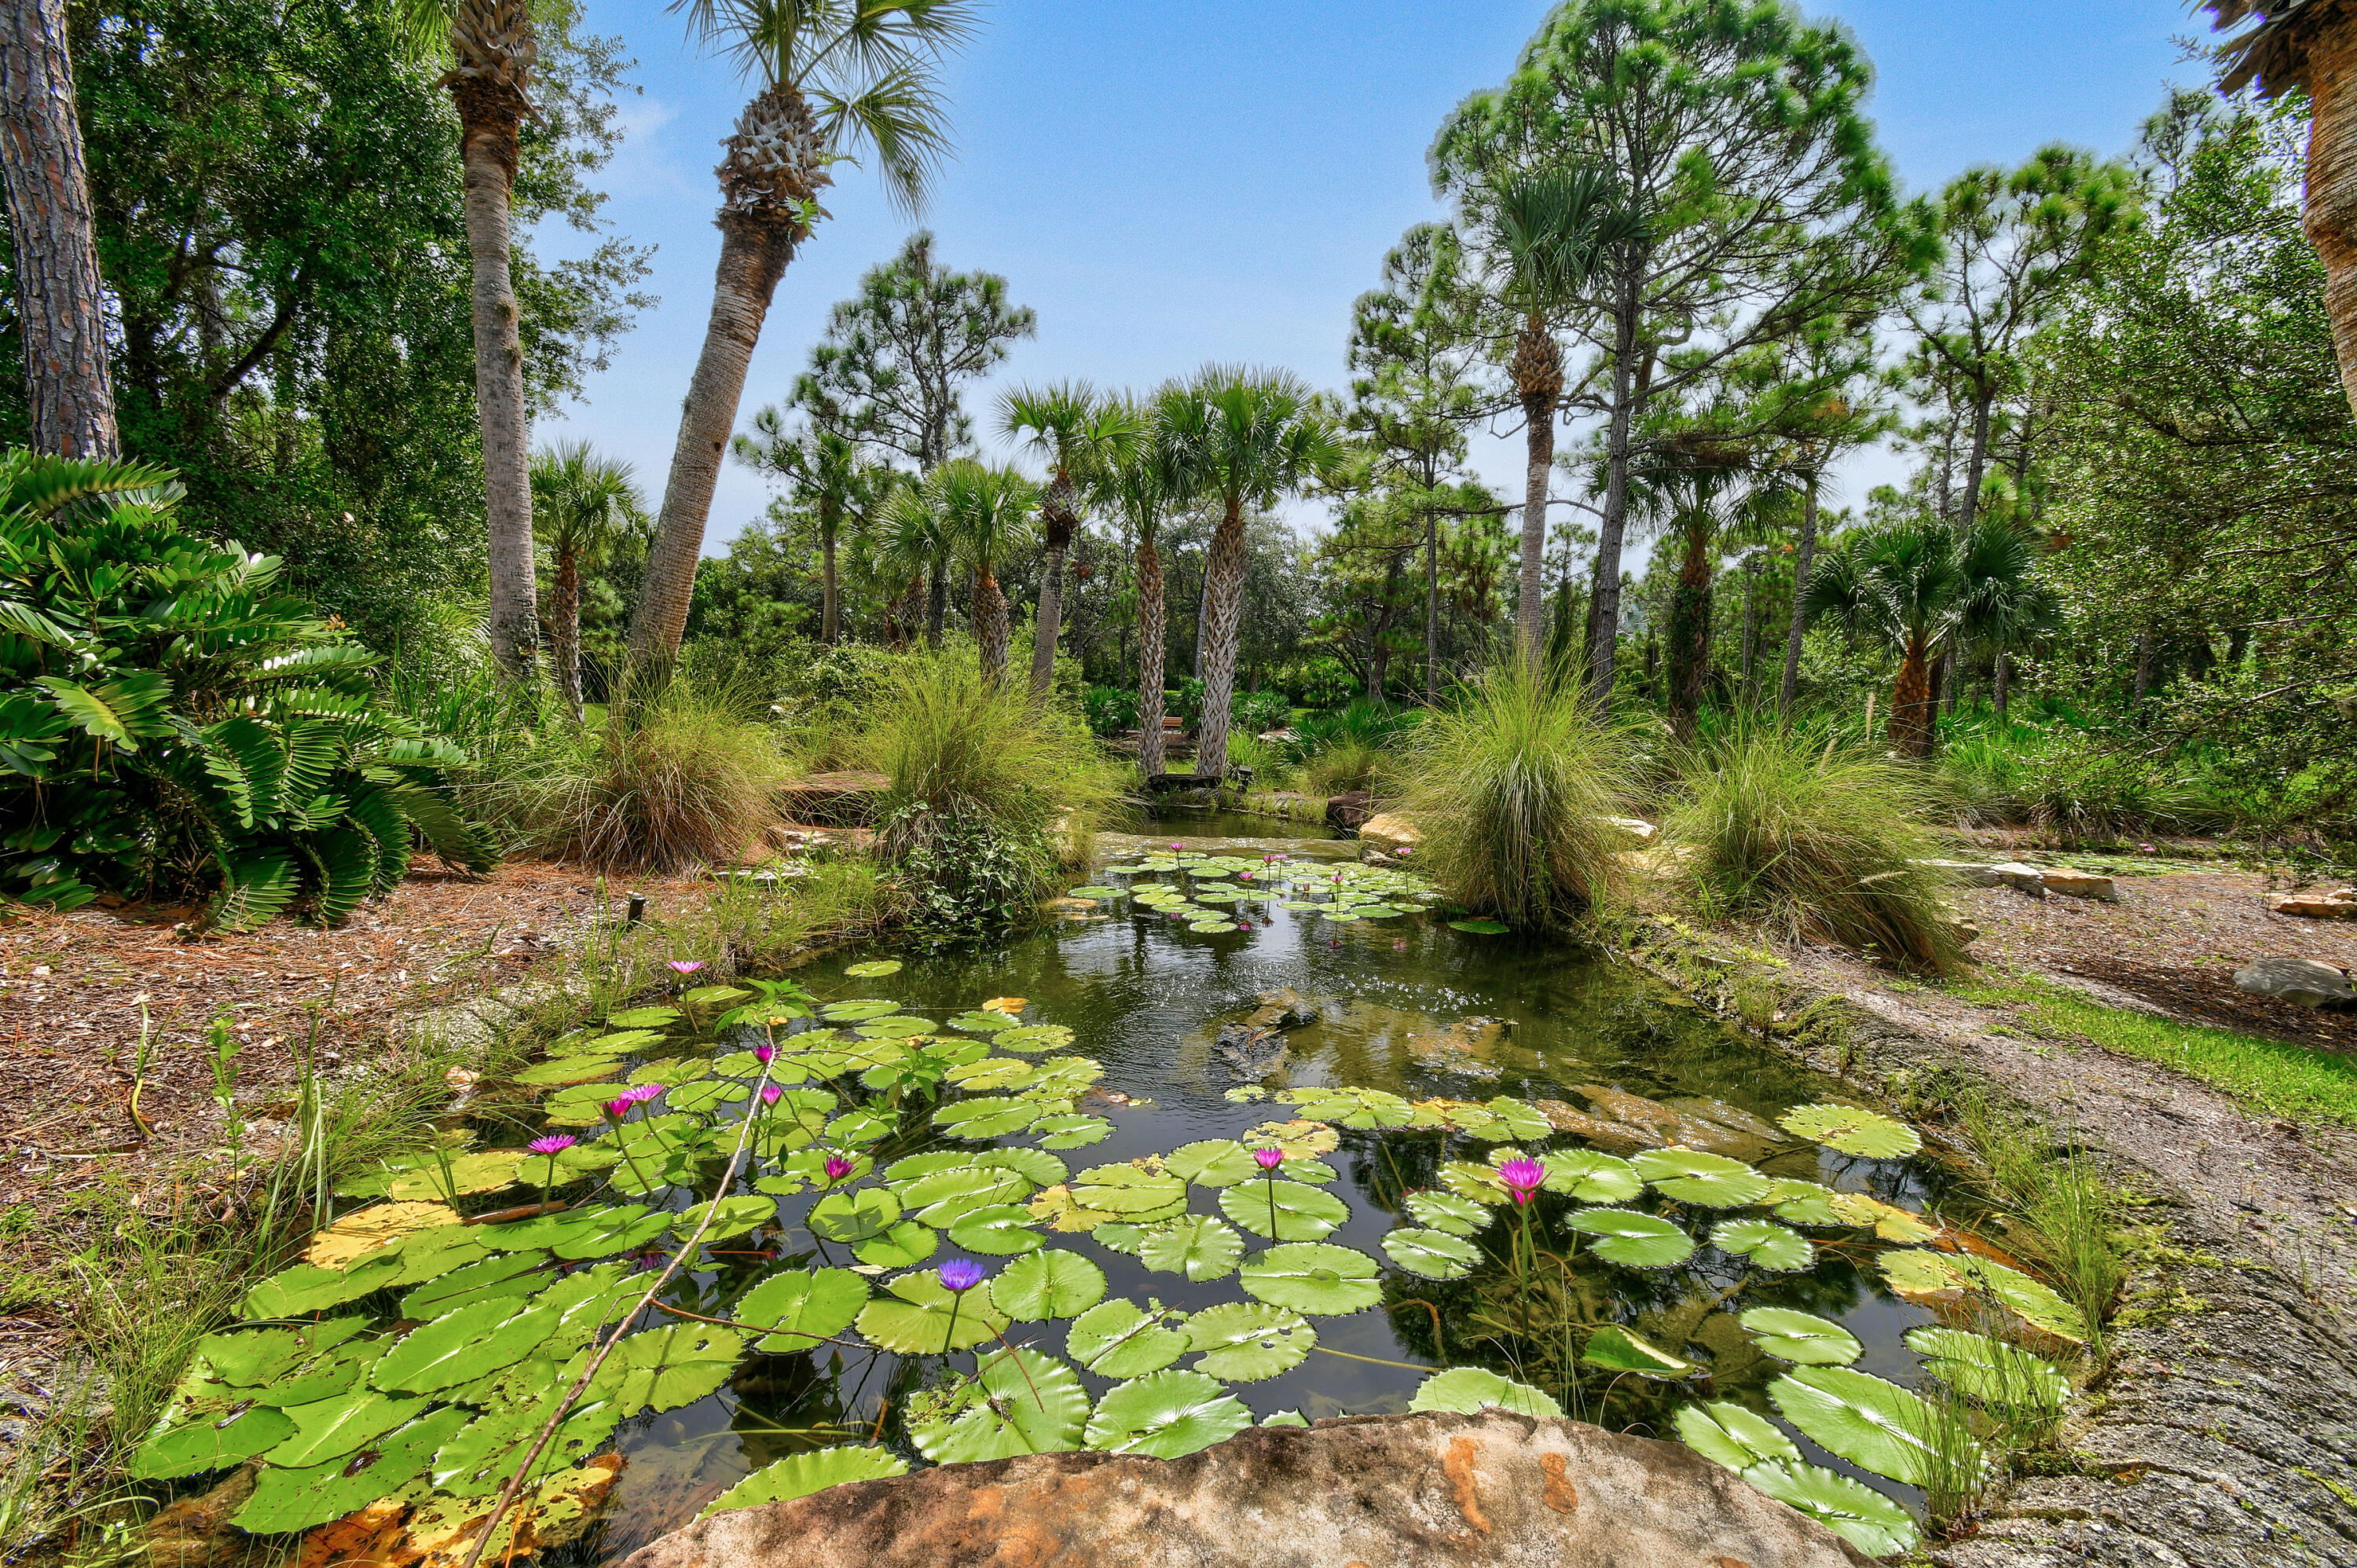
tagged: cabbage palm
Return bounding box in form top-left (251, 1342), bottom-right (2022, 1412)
top-left (627, 0), bottom-right (977, 674)
top-left (1158, 368), bottom-right (1337, 778)
top-left (873, 473), bottom-right (947, 652)
top-left (1092, 398), bottom-right (1175, 773)
top-left (1633, 441), bottom-right (1754, 740)
top-left (936, 460), bottom-right (1036, 686)
top-left (1476, 167), bottom-right (1626, 664)
top-left (1000, 382), bottom-right (1132, 705)
top-left (530, 441), bottom-right (645, 720)
top-left (734, 411), bottom-right (880, 646)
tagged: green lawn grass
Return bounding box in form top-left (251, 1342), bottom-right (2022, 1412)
top-left (1952, 972), bottom-right (2357, 1126)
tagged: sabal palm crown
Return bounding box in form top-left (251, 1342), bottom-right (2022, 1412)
top-left (1000, 381), bottom-right (1134, 702)
top-left (735, 410), bottom-right (878, 644)
top-left (872, 474), bottom-right (948, 650)
top-left (933, 460), bottom-right (1036, 686)
top-left (529, 441), bottom-right (644, 717)
top-left (1089, 399), bottom-right (1179, 771)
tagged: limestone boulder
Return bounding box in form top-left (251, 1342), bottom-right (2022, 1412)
top-left (1989, 862), bottom-right (2050, 896)
top-left (1600, 816), bottom-right (1658, 847)
top-left (625, 1412), bottom-right (1871, 1568)
top-left (2273, 888), bottom-right (2357, 921)
top-left (2235, 956), bottom-right (2355, 1009)
top-left (2040, 867), bottom-right (2120, 902)
top-left (1359, 811), bottom-right (1421, 857)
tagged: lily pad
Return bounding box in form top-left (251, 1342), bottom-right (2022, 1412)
top-left (1878, 1250), bottom-right (2087, 1343)
top-left (854, 1273), bottom-right (1009, 1354)
top-left (1184, 1302), bottom-right (1315, 1382)
top-left (934, 1096), bottom-right (1046, 1140)
top-left (1070, 1164), bottom-right (1188, 1217)
top-left (949, 1010), bottom-right (1017, 1033)
top-left (699, 1446), bottom-right (907, 1519)
top-left (132, 1404), bottom-right (296, 1479)
top-left (266, 1387), bottom-right (430, 1467)
top-left (844, 959), bottom-right (904, 978)
top-left (1032, 1113), bottom-right (1114, 1149)
top-left (820, 998), bottom-right (900, 1022)
top-left (808, 1188), bottom-right (904, 1244)
top-left (995, 1024), bottom-right (1076, 1054)
top-left (372, 1298), bottom-right (552, 1394)
top-left (947, 1204), bottom-right (1045, 1256)
top-left (1539, 1149), bottom-right (1644, 1203)
top-left (233, 1420), bottom-right (444, 1533)
top-left (1380, 1228), bottom-right (1480, 1280)
top-left (1779, 1102), bottom-right (1923, 1159)
top-left (607, 1006), bottom-right (681, 1028)
top-left (552, 1206), bottom-right (674, 1262)
top-left (1737, 1307), bottom-right (1863, 1366)
top-left (1083, 1370), bottom-right (1252, 1459)
top-left (992, 1249), bottom-right (1109, 1320)
top-left (243, 1253), bottom-right (403, 1317)
top-left (1066, 1298), bottom-right (1190, 1378)
top-left (1906, 1327), bottom-right (2069, 1410)
top-left (1403, 1190), bottom-right (1490, 1237)
top-left (1449, 918), bottom-right (1510, 934)
top-left (1066, 887), bottom-right (1121, 899)
top-left (909, 1347), bottom-right (1089, 1463)
top-left (1565, 1208), bottom-right (1696, 1268)
top-left (514, 1056), bottom-right (625, 1086)
top-left (1407, 1367), bottom-right (1563, 1418)
top-left (734, 1269), bottom-right (868, 1351)
top-left (675, 1195), bottom-right (778, 1244)
top-left (1738, 1460), bottom-right (1919, 1557)
top-left (399, 1253), bottom-right (552, 1320)
top-left (1582, 1324), bottom-right (1692, 1377)
top-left (1238, 1242), bottom-right (1382, 1316)
top-left (1135, 1214), bottom-right (1246, 1283)
top-left (587, 1323), bottom-right (748, 1416)
top-left (1710, 1218), bottom-right (1814, 1272)
top-left (1631, 1148), bottom-right (1772, 1207)
top-left (1674, 1400), bottom-right (1801, 1470)
top-left (1769, 1365), bottom-right (1970, 1488)
top-left (1218, 1179), bottom-right (1347, 1241)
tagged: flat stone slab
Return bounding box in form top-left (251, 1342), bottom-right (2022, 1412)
top-left (624, 1412), bottom-right (1871, 1568)
top-left (2273, 888), bottom-right (2357, 919)
top-left (2235, 955), bottom-right (2355, 1009)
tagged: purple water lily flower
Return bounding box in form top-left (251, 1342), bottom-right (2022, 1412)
top-left (528, 1134), bottom-right (577, 1156)
top-left (938, 1258), bottom-right (988, 1293)
top-left (753, 1043), bottom-right (775, 1064)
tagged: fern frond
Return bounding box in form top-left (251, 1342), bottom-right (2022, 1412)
top-left (384, 780), bottom-right (495, 872)
top-left (346, 786), bottom-right (412, 892)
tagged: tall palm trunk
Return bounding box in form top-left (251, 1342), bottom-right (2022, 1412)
top-left (973, 565), bottom-right (1010, 685)
top-left (0, 0), bottom-right (116, 458)
top-left (1992, 648), bottom-right (2012, 724)
top-left (1135, 531), bottom-right (1168, 776)
top-left (550, 545), bottom-right (583, 720)
top-left (445, 0), bottom-right (539, 679)
top-left (819, 514), bottom-right (839, 645)
top-left (1890, 636), bottom-right (1937, 760)
top-left (1193, 499), bottom-right (1247, 779)
top-left (1666, 525), bottom-right (1712, 741)
top-left (885, 573), bottom-right (922, 652)
top-left (2311, 16), bottom-right (2357, 419)
top-left (1589, 266), bottom-right (1642, 698)
top-left (1779, 476), bottom-right (1820, 716)
top-left (1512, 320), bottom-right (1561, 669)
top-left (630, 86), bottom-right (825, 673)
top-left (1029, 477), bottom-right (1076, 704)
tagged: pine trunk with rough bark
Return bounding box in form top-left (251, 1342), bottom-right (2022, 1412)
top-left (550, 547), bottom-right (583, 720)
top-left (2311, 15), bottom-right (2357, 419)
top-left (1424, 511), bottom-right (1439, 704)
top-left (630, 84), bottom-right (824, 674)
top-left (1890, 636), bottom-right (1937, 759)
top-left (0, 0), bottom-right (116, 458)
top-left (1136, 532), bottom-right (1168, 777)
top-left (1512, 319), bottom-right (1562, 669)
top-left (1779, 478), bottom-right (1820, 716)
top-left (1193, 500), bottom-right (1247, 779)
top-left (974, 566), bottom-right (1010, 687)
top-left (1588, 269), bottom-right (1641, 698)
top-left (1943, 387), bottom-right (1996, 714)
top-left (926, 558), bottom-right (947, 650)
top-left (1993, 648), bottom-right (2011, 724)
top-left (456, 86), bottom-right (537, 680)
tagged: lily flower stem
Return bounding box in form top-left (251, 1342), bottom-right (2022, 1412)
top-left (1266, 1172), bottom-right (1281, 1240)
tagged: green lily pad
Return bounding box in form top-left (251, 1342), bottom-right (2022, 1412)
top-left (1738, 1307), bottom-right (1863, 1366)
top-left (1449, 918), bottom-right (1510, 934)
top-left (1237, 1243), bottom-right (1381, 1316)
top-left (1878, 1249), bottom-right (2087, 1343)
top-left (676, 1195), bottom-right (779, 1244)
top-left (1736, 1460), bottom-right (1919, 1558)
top-left (909, 1347), bottom-right (1089, 1464)
top-left (855, 1273), bottom-right (1009, 1354)
top-left (587, 1323), bottom-right (748, 1416)
top-left (1184, 1302), bottom-right (1315, 1382)
top-left (844, 959), bottom-right (904, 977)
top-left (242, 1253), bottom-right (404, 1318)
top-left (735, 1269), bottom-right (868, 1351)
top-left (1403, 1190), bottom-right (1490, 1236)
top-left (995, 1024), bottom-right (1076, 1054)
top-left (132, 1404), bottom-right (296, 1480)
top-left (514, 1056), bottom-right (625, 1086)
top-left (947, 1204), bottom-right (1045, 1256)
top-left (1565, 1208), bottom-right (1696, 1268)
top-left (1710, 1218), bottom-right (1814, 1272)
top-left (607, 1006), bottom-right (681, 1028)
top-left (1540, 1150), bottom-right (1644, 1203)
top-left (399, 1251), bottom-right (552, 1320)
top-left (943, 1057), bottom-right (1041, 1093)
top-left (1582, 1324), bottom-right (1692, 1377)
top-left (1407, 1366), bottom-right (1562, 1418)
top-left (266, 1387), bottom-right (430, 1467)
top-left (1032, 1113), bottom-right (1114, 1149)
top-left (1066, 1298), bottom-right (1189, 1378)
top-left (1136, 1215), bottom-right (1245, 1283)
top-left (1769, 1365), bottom-right (1970, 1487)
top-left (1380, 1228), bottom-right (1480, 1280)
top-left (1675, 1400), bottom-right (1802, 1470)
top-left (979, 1147), bottom-right (1069, 1187)
top-left (1631, 1148), bottom-right (1772, 1207)
top-left (1219, 1180), bottom-right (1348, 1241)
top-left (699, 1445), bottom-right (907, 1519)
top-left (853, 1221), bottom-right (939, 1269)
top-left (992, 1249), bottom-right (1109, 1321)
top-left (949, 1010), bottom-right (1017, 1033)
top-left (1083, 1370), bottom-right (1252, 1459)
top-left (1779, 1102), bottom-right (1923, 1160)
top-left (233, 1414), bottom-right (452, 1533)
top-left (1906, 1327), bottom-right (2069, 1410)
top-left (431, 1391), bottom-right (620, 1497)
top-left (1439, 1161), bottom-right (1508, 1204)
top-left (934, 1095), bottom-right (1045, 1140)
top-left (808, 1188), bottom-right (904, 1244)
top-left (552, 1206), bottom-right (674, 1261)
top-left (1070, 1164), bottom-right (1187, 1216)
top-left (1066, 887), bottom-right (1121, 899)
top-left (820, 999), bottom-right (900, 1021)
top-left (855, 1015), bottom-right (938, 1040)
top-left (372, 1299), bottom-right (553, 1394)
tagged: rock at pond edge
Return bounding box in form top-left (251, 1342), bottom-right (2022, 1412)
top-left (621, 1410), bottom-right (1872, 1568)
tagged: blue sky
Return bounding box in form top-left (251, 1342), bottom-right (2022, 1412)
top-left (538, 1), bottom-right (2200, 554)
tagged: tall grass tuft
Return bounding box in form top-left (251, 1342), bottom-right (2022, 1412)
top-left (1398, 658), bottom-right (1632, 932)
top-left (1664, 720), bottom-right (1967, 973)
top-left (1956, 1090), bottom-right (2123, 1363)
top-left (484, 670), bottom-right (797, 872)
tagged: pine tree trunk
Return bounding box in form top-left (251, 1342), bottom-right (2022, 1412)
top-left (1588, 269), bottom-right (1640, 698)
top-left (1424, 510), bottom-right (1439, 703)
top-left (1739, 562), bottom-right (1759, 703)
top-left (1942, 387), bottom-right (1996, 715)
top-left (1135, 532), bottom-right (1168, 777)
top-left (551, 546), bottom-right (583, 720)
top-left (2310, 15), bottom-right (2357, 419)
top-left (819, 518), bottom-right (839, 645)
top-left (1029, 524), bottom-right (1069, 705)
top-left (629, 208), bottom-right (797, 674)
top-left (456, 93), bottom-right (537, 680)
top-left (1890, 637), bottom-right (1937, 760)
top-left (1513, 321), bottom-right (1560, 669)
top-left (1779, 477), bottom-right (1820, 716)
top-left (0, 0), bottom-right (117, 458)
top-left (1666, 527), bottom-right (1712, 742)
top-left (1993, 648), bottom-right (2011, 724)
top-left (974, 565), bottom-right (1010, 687)
top-left (1193, 499), bottom-right (1247, 779)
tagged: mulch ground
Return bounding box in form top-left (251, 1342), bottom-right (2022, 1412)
top-left (1957, 866), bottom-right (2357, 1050)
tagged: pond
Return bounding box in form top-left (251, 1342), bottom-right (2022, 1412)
top-left (140, 841), bottom-right (2086, 1563)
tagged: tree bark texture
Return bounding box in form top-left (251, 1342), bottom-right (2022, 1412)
top-left (1193, 502), bottom-right (1248, 779)
top-left (2310, 14), bottom-right (2357, 419)
top-left (1424, 511), bottom-right (1439, 704)
top-left (973, 566), bottom-right (1010, 687)
top-left (1890, 637), bottom-right (1937, 760)
top-left (1992, 648), bottom-right (2011, 724)
top-left (457, 96), bottom-right (538, 679)
top-left (1665, 532), bottom-right (1711, 742)
top-left (1135, 533), bottom-right (1167, 776)
top-left (0, 0), bottom-right (116, 459)
top-left (1779, 479), bottom-right (1820, 716)
top-left (1028, 486), bottom-right (1076, 704)
top-left (819, 519), bottom-right (839, 645)
top-left (926, 557), bottom-right (946, 650)
top-left (1587, 269), bottom-right (1641, 698)
top-left (1512, 321), bottom-right (1562, 669)
top-left (630, 211), bottom-right (796, 672)
top-left (550, 547), bottom-right (583, 720)
top-left (1943, 388), bottom-right (1996, 714)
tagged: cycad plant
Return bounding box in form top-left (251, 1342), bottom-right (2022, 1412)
top-left (1000, 382), bottom-right (1131, 705)
top-left (935, 460), bottom-right (1036, 687)
top-left (628, 0), bottom-right (977, 672)
top-left (0, 452), bottom-right (489, 927)
top-left (530, 440), bottom-right (647, 719)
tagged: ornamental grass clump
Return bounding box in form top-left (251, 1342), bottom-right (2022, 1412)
top-left (1663, 720), bottom-right (1966, 974)
top-left (1398, 657), bottom-right (1633, 932)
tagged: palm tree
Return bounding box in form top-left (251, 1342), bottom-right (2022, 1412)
top-left (626, 0), bottom-right (977, 675)
top-left (1633, 440), bottom-right (1755, 740)
top-left (1475, 167), bottom-right (1626, 665)
top-left (734, 410), bottom-right (879, 646)
top-left (872, 472), bottom-right (946, 652)
top-left (530, 441), bottom-right (646, 719)
top-left (2202, 2), bottom-right (2357, 419)
top-left (0, 0), bottom-right (118, 458)
top-left (1000, 382), bottom-right (1132, 705)
top-left (1092, 398), bottom-right (1175, 773)
top-left (1158, 368), bottom-right (1338, 779)
top-left (395, 0), bottom-right (548, 680)
top-left (1955, 518), bottom-right (2058, 724)
top-left (1802, 515), bottom-right (2038, 759)
top-left (934, 460), bottom-right (1035, 686)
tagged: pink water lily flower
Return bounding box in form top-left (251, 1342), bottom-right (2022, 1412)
top-left (602, 1097), bottom-right (634, 1121)
top-left (668, 959), bottom-right (705, 976)
top-left (753, 1043), bottom-right (775, 1064)
top-left (528, 1134), bottom-right (576, 1156)
top-left (759, 1084), bottom-right (783, 1106)
top-left (1253, 1147), bottom-right (1285, 1172)
top-left (622, 1082), bottom-right (665, 1105)
top-left (1497, 1156), bottom-right (1546, 1206)
top-left (823, 1154), bottom-right (856, 1183)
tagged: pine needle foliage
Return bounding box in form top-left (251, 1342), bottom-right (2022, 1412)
top-left (1398, 657), bottom-right (1631, 932)
top-left (1665, 720), bottom-right (1966, 973)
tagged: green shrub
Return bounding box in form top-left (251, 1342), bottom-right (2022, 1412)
top-left (485, 672), bottom-right (794, 873)
top-left (1303, 739), bottom-right (1384, 795)
top-left (1234, 688), bottom-right (1291, 735)
top-left (0, 452), bottom-right (488, 927)
top-left (1398, 658), bottom-right (1633, 932)
top-left (1664, 720), bottom-right (1965, 973)
top-left (2022, 739), bottom-right (2221, 843)
top-left (1083, 683), bottom-right (1139, 738)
